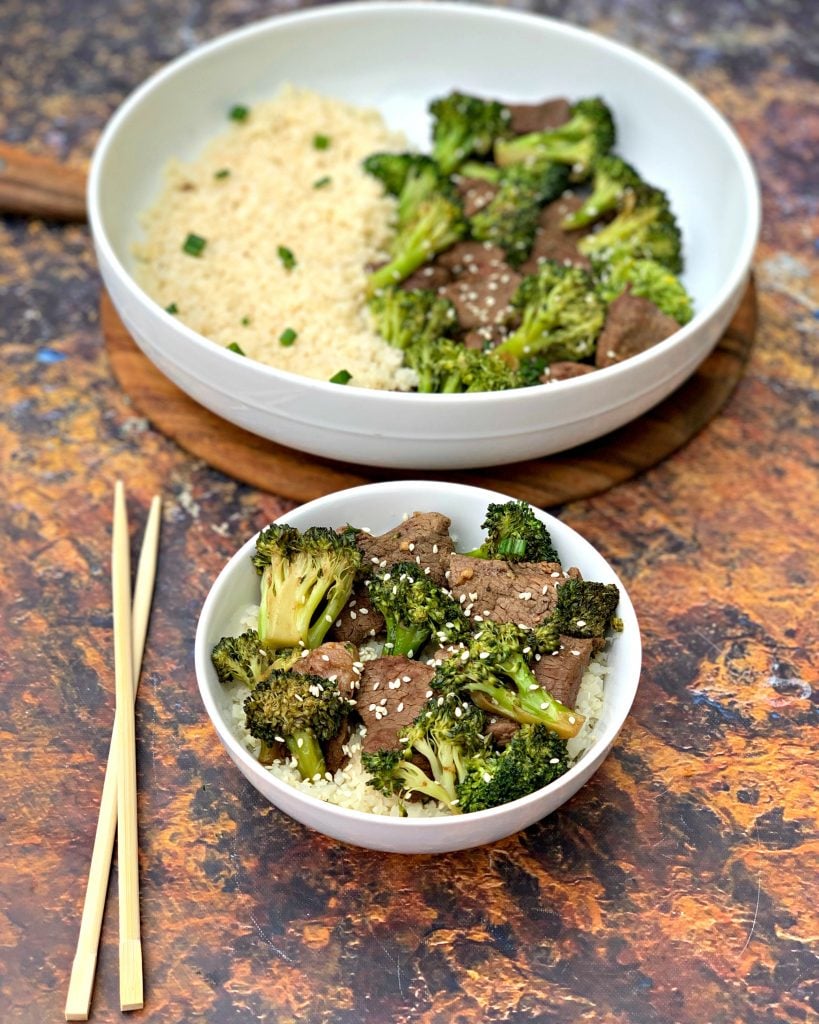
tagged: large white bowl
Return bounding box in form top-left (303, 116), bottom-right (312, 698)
top-left (89, 2), bottom-right (759, 470)
top-left (194, 481), bottom-right (641, 853)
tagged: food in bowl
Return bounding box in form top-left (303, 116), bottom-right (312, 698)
top-left (134, 83), bottom-right (693, 394)
top-left (210, 499), bottom-right (622, 817)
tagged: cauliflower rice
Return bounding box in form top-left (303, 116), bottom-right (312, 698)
top-left (224, 603), bottom-right (607, 817)
top-left (133, 86), bottom-right (416, 391)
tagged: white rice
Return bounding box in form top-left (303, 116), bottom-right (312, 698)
top-left (134, 85), bottom-right (417, 391)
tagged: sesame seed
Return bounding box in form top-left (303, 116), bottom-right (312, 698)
top-left (321, 654), bottom-right (330, 662)
top-left (396, 702), bottom-right (404, 713)
top-left (569, 716), bottom-right (576, 724)
top-left (549, 758), bottom-right (560, 765)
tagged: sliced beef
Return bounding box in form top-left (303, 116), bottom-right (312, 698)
top-left (357, 656), bottom-right (435, 753)
top-left (595, 291), bottom-right (681, 368)
top-left (454, 176), bottom-right (499, 217)
top-left (507, 98), bottom-right (572, 135)
top-left (463, 324), bottom-right (508, 350)
top-left (324, 717), bottom-right (351, 774)
top-left (436, 241), bottom-right (508, 276)
top-left (540, 361), bottom-right (596, 382)
top-left (292, 641), bottom-right (359, 696)
top-left (399, 262), bottom-right (452, 292)
top-left (258, 739), bottom-right (287, 765)
top-left (533, 637), bottom-right (594, 708)
top-left (357, 512), bottom-right (454, 586)
top-left (329, 586), bottom-right (385, 646)
top-left (520, 194), bottom-right (592, 274)
top-left (448, 553), bottom-right (581, 628)
top-left (485, 716), bottom-right (520, 749)
top-left (439, 267), bottom-right (522, 330)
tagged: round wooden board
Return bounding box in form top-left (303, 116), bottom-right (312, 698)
top-left (102, 279), bottom-right (756, 507)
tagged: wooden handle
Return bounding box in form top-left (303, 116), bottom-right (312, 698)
top-left (0, 141), bottom-right (87, 221)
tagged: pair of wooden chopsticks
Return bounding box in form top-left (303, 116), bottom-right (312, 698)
top-left (65, 483), bottom-right (162, 1020)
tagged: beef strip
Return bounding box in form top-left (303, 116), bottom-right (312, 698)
top-left (448, 553), bottom-right (581, 628)
top-left (436, 241), bottom-right (508, 276)
top-left (438, 268), bottom-right (522, 330)
top-left (506, 98), bottom-right (572, 135)
top-left (292, 642), bottom-right (360, 696)
top-left (595, 290), bottom-right (681, 368)
top-left (520, 194), bottom-right (592, 274)
top-left (357, 656), bottom-right (435, 753)
top-left (454, 176), bottom-right (499, 217)
top-left (329, 586), bottom-right (385, 646)
top-left (356, 512), bottom-right (454, 586)
top-left (533, 637), bottom-right (594, 708)
top-left (540, 361), bottom-right (596, 382)
top-left (324, 717), bottom-right (351, 774)
top-left (485, 717), bottom-right (520, 749)
top-left (399, 262), bottom-right (452, 292)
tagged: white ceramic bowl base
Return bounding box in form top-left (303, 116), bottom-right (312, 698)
top-left (194, 481), bottom-right (642, 853)
top-left (89, 3), bottom-right (759, 469)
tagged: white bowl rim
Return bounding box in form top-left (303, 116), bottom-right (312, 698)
top-left (194, 479), bottom-right (642, 829)
top-left (87, 0), bottom-right (760, 405)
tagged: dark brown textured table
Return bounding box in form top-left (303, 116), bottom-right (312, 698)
top-left (2, 2), bottom-right (817, 1022)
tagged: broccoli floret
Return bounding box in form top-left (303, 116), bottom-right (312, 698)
top-left (457, 160), bottom-right (503, 184)
top-left (595, 256), bottom-right (693, 324)
top-left (243, 669), bottom-right (348, 780)
top-left (368, 287), bottom-right (458, 352)
top-left (434, 620), bottom-right (584, 739)
top-left (366, 561), bottom-right (467, 657)
top-left (464, 499), bottom-right (560, 562)
top-left (553, 577), bottom-right (620, 640)
top-left (363, 693), bottom-right (487, 811)
top-left (458, 724), bottom-right (571, 812)
top-left (407, 337), bottom-right (521, 394)
top-left (252, 525), bottom-right (361, 650)
top-left (363, 152), bottom-right (432, 197)
top-left (470, 161), bottom-right (571, 267)
top-left (577, 185), bottom-right (683, 273)
top-left (494, 98), bottom-right (615, 180)
top-left (492, 259), bottom-right (606, 368)
top-left (367, 194), bottom-right (467, 294)
top-left (561, 154), bottom-right (643, 229)
top-left (211, 629), bottom-right (299, 688)
top-left (429, 92), bottom-right (512, 174)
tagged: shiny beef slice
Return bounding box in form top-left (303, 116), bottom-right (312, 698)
top-left (356, 656), bottom-right (435, 754)
top-left (595, 291), bottom-right (681, 368)
top-left (534, 637), bottom-right (594, 708)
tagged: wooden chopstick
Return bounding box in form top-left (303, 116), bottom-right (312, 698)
top-left (65, 491), bottom-right (161, 1021)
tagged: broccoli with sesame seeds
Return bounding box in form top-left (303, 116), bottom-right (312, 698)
top-left (407, 337), bottom-right (521, 394)
top-left (211, 629), bottom-right (299, 688)
top-left (578, 184), bottom-right (683, 273)
top-left (595, 255), bottom-right (693, 324)
top-left (366, 560), bottom-right (468, 658)
top-left (492, 259), bottom-right (606, 370)
top-left (494, 97), bottom-right (615, 180)
top-left (433, 620), bottom-right (584, 739)
top-left (368, 287), bottom-right (458, 353)
top-left (243, 668), bottom-right (348, 780)
top-left (470, 160), bottom-right (571, 267)
top-left (549, 577), bottom-right (621, 642)
top-left (457, 724), bottom-right (571, 812)
top-left (364, 152), bottom-right (456, 228)
top-left (362, 693), bottom-right (488, 811)
top-left (363, 152), bottom-right (432, 198)
top-left (561, 154), bottom-right (643, 230)
top-left (429, 92), bottom-right (513, 174)
top-left (253, 524), bottom-right (362, 651)
top-left (464, 500), bottom-right (560, 562)
top-left (367, 193), bottom-right (468, 294)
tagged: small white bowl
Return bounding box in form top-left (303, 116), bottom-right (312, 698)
top-left (194, 481), bottom-right (641, 853)
top-left (88, 2), bottom-right (759, 470)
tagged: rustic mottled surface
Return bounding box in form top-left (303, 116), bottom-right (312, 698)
top-left (1, 1), bottom-right (817, 1022)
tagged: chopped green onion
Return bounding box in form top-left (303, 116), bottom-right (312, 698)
top-left (214, 168), bottom-right (231, 179)
top-left (227, 342), bottom-right (245, 355)
top-left (277, 245), bottom-right (297, 271)
top-left (182, 233), bottom-right (206, 257)
top-left (241, 316), bottom-right (251, 326)
top-left (312, 134), bottom-right (331, 150)
top-left (279, 328), bottom-right (298, 347)
top-left (229, 104), bottom-right (249, 122)
top-left (312, 175), bottom-right (332, 189)
top-left (165, 302), bottom-right (179, 315)
top-left (329, 369), bottom-right (352, 385)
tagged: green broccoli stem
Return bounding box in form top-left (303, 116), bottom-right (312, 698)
top-left (368, 247), bottom-right (430, 294)
top-left (492, 311), bottom-right (548, 367)
top-left (396, 760), bottom-right (462, 812)
top-left (286, 729), bottom-right (326, 780)
top-left (411, 736), bottom-right (459, 804)
top-left (386, 622), bottom-right (431, 659)
top-left (435, 134), bottom-right (470, 175)
top-left (466, 655), bottom-right (583, 739)
top-left (461, 536), bottom-right (527, 560)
